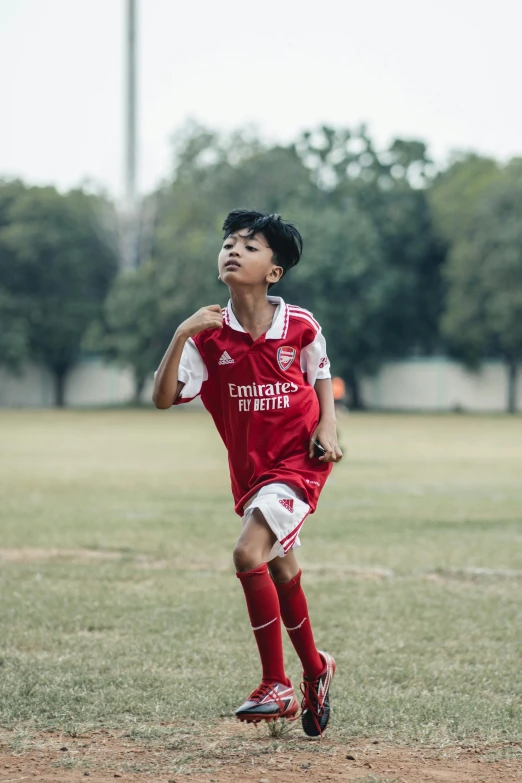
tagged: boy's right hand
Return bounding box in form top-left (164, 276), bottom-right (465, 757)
top-left (178, 305), bottom-right (223, 338)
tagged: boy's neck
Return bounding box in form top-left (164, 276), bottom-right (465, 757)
top-left (229, 287), bottom-right (278, 340)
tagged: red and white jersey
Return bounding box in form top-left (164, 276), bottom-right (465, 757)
top-left (174, 296), bottom-right (333, 515)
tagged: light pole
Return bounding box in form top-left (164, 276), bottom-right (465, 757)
top-left (126, 0), bottom-right (137, 216)
top-left (121, 0), bottom-right (139, 269)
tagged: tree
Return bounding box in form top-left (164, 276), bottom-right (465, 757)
top-left (0, 185), bottom-right (118, 406)
top-left (91, 262), bottom-right (177, 402)
top-left (442, 176), bottom-right (522, 412)
top-left (0, 180), bottom-right (27, 227)
top-left (277, 204), bottom-right (389, 408)
top-left (0, 286), bottom-right (28, 371)
top-left (290, 126), bottom-right (445, 402)
top-left (428, 154), bottom-right (503, 244)
top-left (353, 179), bottom-right (445, 358)
top-left (165, 120), bottom-right (315, 225)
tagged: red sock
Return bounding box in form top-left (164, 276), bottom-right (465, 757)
top-left (275, 569), bottom-right (324, 680)
top-left (236, 564), bottom-right (289, 685)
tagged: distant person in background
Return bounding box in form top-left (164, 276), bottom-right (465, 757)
top-left (153, 210), bottom-right (342, 736)
top-left (332, 376), bottom-right (348, 411)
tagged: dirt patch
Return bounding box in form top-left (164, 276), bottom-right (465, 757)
top-left (0, 723), bottom-right (520, 783)
top-left (0, 550), bottom-right (395, 579)
top-left (426, 568), bottom-right (522, 582)
top-left (0, 549), bottom-right (124, 564)
top-left (0, 548), bottom-right (231, 572)
top-left (303, 565), bottom-right (395, 580)
top-left (4, 550), bottom-right (521, 585)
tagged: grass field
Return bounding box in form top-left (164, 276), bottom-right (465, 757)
top-left (0, 409), bottom-right (521, 781)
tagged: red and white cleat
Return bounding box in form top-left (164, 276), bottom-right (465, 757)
top-left (235, 681), bottom-right (298, 723)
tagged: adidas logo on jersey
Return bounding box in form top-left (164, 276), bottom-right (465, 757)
top-left (279, 498), bottom-right (294, 513)
top-left (218, 351), bottom-right (234, 365)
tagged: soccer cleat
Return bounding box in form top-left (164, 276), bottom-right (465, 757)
top-left (300, 651), bottom-right (336, 737)
top-left (235, 681), bottom-right (298, 723)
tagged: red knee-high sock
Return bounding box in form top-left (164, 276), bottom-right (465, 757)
top-left (236, 564), bottom-right (289, 685)
top-left (275, 569), bottom-right (324, 680)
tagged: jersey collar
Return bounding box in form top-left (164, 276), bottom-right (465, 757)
top-left (225, 296), bottom-right (288, 340)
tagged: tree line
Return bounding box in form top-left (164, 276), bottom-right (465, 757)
top-left (1, 122), bottom-right (521, 410)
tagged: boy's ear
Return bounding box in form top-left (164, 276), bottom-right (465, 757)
top-left (267, 265), bottom-right (284, 285)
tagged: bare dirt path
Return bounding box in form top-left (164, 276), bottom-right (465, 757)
top-left (1, 722), bottom-right (520, 783)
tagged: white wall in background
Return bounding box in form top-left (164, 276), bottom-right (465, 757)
top-left (0, 360), bottom-right (153, 407)
top-left (360, 359), bottom-right (522, 412)
top-left (1, 357), bottom-right (521, 412)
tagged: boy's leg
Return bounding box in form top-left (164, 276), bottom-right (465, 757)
top-left (269, 552), bottom-right (324, 680)
top-left (234, 510), bottom-right (289, 685)
top-left (271, 552), bottom-right (336, 737)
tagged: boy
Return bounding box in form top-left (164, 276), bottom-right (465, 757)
top-left (153, 209), bottom-right (342, 736)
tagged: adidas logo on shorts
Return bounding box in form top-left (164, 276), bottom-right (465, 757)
top-left (278, 498), bottom-right (294, 513)
top-left (218, 351), bottom-right (234, 365)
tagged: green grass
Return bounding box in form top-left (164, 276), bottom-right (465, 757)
top-left (0, 409), bottom-right (521, 754)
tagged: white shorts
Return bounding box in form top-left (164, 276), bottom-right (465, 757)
top-left (242, 483), bottom-right (311, 561)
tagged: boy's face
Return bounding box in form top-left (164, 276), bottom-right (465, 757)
top-left (218, 231), bottom-right (283, 288)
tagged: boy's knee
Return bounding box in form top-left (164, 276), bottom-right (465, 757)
top-left (269, 553), bottom-right (300, 584)
top-left (233, 541), bottom-right (262, 572)
top-left (269, 561), bottom-right (298, 584)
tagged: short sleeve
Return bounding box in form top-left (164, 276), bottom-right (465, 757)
top-left (175, 338), bottom-right (208, 403)
top-left (300, 328), bottom-right (331, 386)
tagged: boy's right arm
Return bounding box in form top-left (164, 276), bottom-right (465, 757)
top-left (152, 305), bottom-right (223, 409)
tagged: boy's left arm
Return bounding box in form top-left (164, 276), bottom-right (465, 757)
top-left (309, 378), bottom-right (343, 463)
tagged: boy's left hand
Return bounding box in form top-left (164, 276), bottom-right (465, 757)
top-left (309, 420), bottom-right (343, 463)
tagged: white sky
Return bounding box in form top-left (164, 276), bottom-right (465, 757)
top-left (2, 0), bottom-right (522, 198)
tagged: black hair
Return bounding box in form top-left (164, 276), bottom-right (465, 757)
top-left (222, 209), bottom-right (303, 280)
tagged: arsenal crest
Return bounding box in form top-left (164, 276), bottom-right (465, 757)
top-left (277, 346), bottom-right (296, 371)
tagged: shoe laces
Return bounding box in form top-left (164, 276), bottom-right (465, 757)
top-left (248, 682), bottom-right (300, 722)
top-left (300, 678), bottom-right (325, 735)
top-left (248, 681), bottom-right (282, 705)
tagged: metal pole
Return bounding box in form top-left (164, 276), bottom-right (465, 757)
top-left (121, 0), bottom-right (139, 269)
top-left (126, 0), bottom-right (137, 213)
